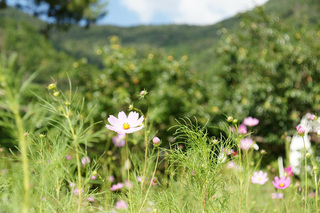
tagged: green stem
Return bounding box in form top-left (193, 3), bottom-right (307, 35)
top-left (315, 172), bottom-right (318, 213)
top-left (139, 149), bottom-right (160, 213)
top-left (40, 138), bottom-right (44, 213)
top-left (75, 145), bottom-right (82, 213)
top-left (237, 138), bottom-right (243, 213)
top-left (64, 107), bottom-right (81, 213)
top-left (14, 112), bottom-right (30, 213)
top-left (126, 135), bottom-right (133, 213)
top-left (134, 107), bottom-right (149, 191)
top-left (303, 137), bottom-right (307, 212)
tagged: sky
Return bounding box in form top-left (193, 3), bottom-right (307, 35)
top-left (7, 0), bottom-right (269, 26)
top-left (98, 0), bottom-right (269, 26)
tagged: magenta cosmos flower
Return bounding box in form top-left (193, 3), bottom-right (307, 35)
top-left (240, 138), bottom-right (254, 150)
top-left (110, 183), bottom-right (124, 191)
top-left (115, 200), bottom-right (128, 210)
top-left (243, 117), bottom-right (259, 126)
top-left (251, 170), bottom-right (268, 185)
top-left (272, 176), bottom-right (291, 189)
top-left (284, 166), bottom-right (294, 177)
top-left (112, 134), bottom-right (126, 147)
top-left (272, 193), bottom-right (284, 199)
top-left (106, 111), bottom-right (144, 134)
top-left (238, 124), bottom-right (247, 134)
top-left (81, 156), bottom-right (90, 166)
top-left (296, 125), bottom-right (305, 136)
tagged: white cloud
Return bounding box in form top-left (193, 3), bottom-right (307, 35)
top-left (120, 0), bottom-right (269, 25)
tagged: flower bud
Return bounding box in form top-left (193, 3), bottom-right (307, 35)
top-left (128, 104), bottom-right (133, 110)
top-left (152, 137), bottom-right (161, 146)
top-left (53, 91), bottom-right (60, 97)
top-left (306, 153), bottom-right (311, 158)
top-left (314, 166), bottom-right (318, 171)
top-left (212, 139), bottom-right (218, 144)
top-left (92, 170), bottom-right (97, 176)
top-left (140, 90), bottom-right (147, 96)
top-left (296, 125), bottom-right (305, 137)
top-left (48, 83), bottom-right (56, 90)
top-left (227, 116), bottom-right (233, 122)
top-left (233, 119), bottom-right (238, 124)
top-left (39, 134), bottom-right (45, 139)
top-left (261, 149), bottom-right (266, 154)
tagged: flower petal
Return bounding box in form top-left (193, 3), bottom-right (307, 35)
top-left (128, 111), bottom-right (139, 122)
top-left (124, 125), bottom-right (144, 134)
top-left (108, 115), bottom-right (120, 127)
top-left (118, 111), bottom-right (127, 122)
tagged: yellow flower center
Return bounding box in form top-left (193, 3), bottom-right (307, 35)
top-left (123, 123), bottom-right (130, 130)
top-left (280, 183), bottom-right (285, 187)
top-left (258, 178), bottom-right (261, 181)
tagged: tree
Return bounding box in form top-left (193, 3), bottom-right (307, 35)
top-left (216, 7), bottom-right (320, 145)
top-left (5, 0), bottom-right (107, 36)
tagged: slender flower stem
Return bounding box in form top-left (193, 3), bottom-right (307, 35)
top-left (40, 137), bottom-right (44, 213)
top-left (15, 112), bottom-right (30, 213)
top-left (126, 135), bottom-right (133, 213)
top-left (64, 106), bottom-right (82, 213)
top-left (3, 65), bottom-right (30, 213)
top-left (237, 137), bottom-right (243, 213)
top-left (134, 107), bottom-right (149, 191)
top-left (75, 145), bottom-right (82, 213)
top-left (303, 137), bottom-right (308, 212)
top-left (315, 171), bottom-right (318, 213)
top-left (139, 148), bottom-right (159, 213)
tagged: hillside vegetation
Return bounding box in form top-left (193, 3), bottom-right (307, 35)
top-left (1, 0), bottom-right (320, 212)
top-left (0, 0), bottom-right (320, 159)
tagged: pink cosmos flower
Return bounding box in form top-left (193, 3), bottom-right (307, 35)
top-left (125, 180), bottom-right (133, 188)
top-left (310, 114), bottom-right (317, 121)
top-left (106, 111), bottom-right (144, 134)
top-left (309, 192), bottom-right (316, 198)
top-left (284, 166), bottom-right (294, 177)
top-left (251, 170), bottom-right (268, 185)
top-left (243, 117), bottom-right (259, 126)
top-left (272, 193), bottom-right (284, 199)
top-left (112, 134), bottom-right (126, 147)
top-left (91, 175), bottom-right (97, 180)
top-left (222, 148), bottom-right (234, 155)
top-left (240, 138), bottom-right (254, 150)
top-left (110, 183), bottom-right (124, 191)
top-left (272, 176), bottom-right (291, 189)
top-left (227, 161), bottom-right (240, 170)
top-left (87, 197), bottom-right (95, 202)
top-left (81, 156), bottom-right (90, 166)
top-left (238, 124), bottom-right (247, 134)
top-left (65, 155), bottom-right (72, 160)
top-left (115, 200), bottom-right (128, 209)
top-left (109, 175), bottom-right (115, 182)
top-left (150, 177), bottom-right (158, 186)
top-left (296, 125), bottom-right (305, 136)
top-left (74, 188), bottom-right (84, 196)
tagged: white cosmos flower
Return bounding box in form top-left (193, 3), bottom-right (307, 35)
top-left (106, 111), bottom-right (144, 134)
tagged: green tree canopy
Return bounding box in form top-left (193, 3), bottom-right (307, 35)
top-left (2, 0), bottom-right (107, 36)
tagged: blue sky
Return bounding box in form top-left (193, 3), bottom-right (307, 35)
top-left (7, 0), bottom-right (269, 26)
top-left (98, 0), bottom-right (269, 26)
